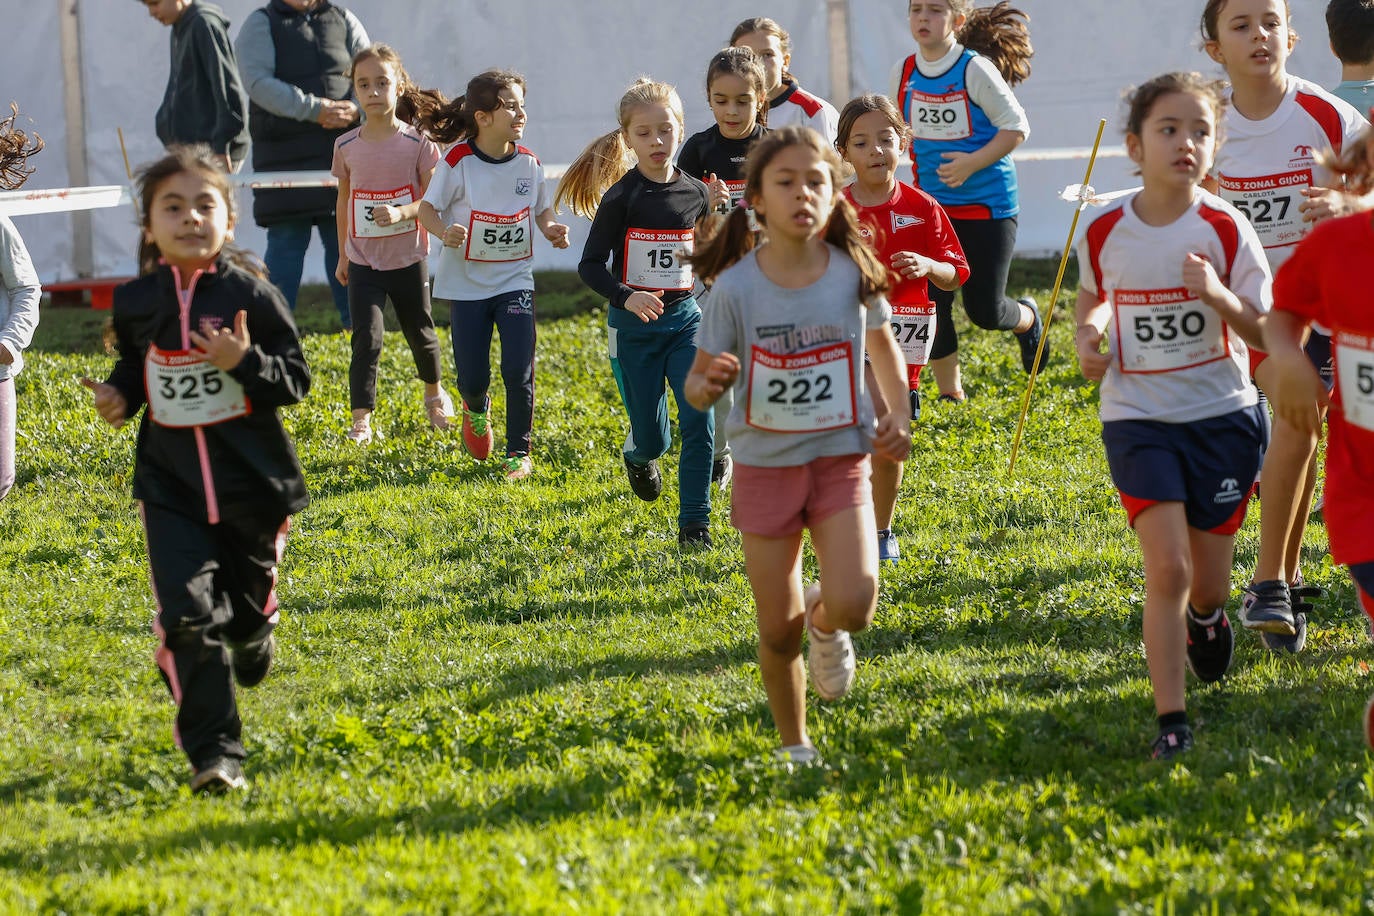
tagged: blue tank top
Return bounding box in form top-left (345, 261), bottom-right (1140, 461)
top-left (898, 49), bottom-right (1019, 219)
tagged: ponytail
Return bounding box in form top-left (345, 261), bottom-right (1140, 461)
top-left (397, 86), bottom-right (453, 135)
top-left (689, 206), bottom-right (759, 284)
top-left (554, 130), bottom-right (633, 219)
top-left (824, 197), bottom-right (889, 304)
top-left (959, 2), bottom-right (1033, 86)
top-left (0, 103), bottom-right (43, 192)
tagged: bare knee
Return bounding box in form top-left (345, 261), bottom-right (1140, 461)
top-left (819, 576), bottom-right (878, 633)
top-left (758, 610), bottom-right (803, 657)
top-left (1145, 551), bottom-right (1193, 602)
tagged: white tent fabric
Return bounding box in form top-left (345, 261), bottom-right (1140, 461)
top-left (2, 1), bottom-right (1346, 283)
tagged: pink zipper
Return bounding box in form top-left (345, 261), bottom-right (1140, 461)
top-left (170, 264), bottom-right (221, 525)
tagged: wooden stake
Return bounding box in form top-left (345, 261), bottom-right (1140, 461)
top-left (1007, 118), bottom-right (1108, 477)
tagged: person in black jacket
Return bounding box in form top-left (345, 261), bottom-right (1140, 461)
top-left (83, 146), bottom-right (310, 794)
top-left (139, 0), bottom-right (251, 171)
top-left (236, 0), bottom-right (371, 329)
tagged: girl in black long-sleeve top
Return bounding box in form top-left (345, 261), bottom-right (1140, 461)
top-left (83, 146), bottom-right (310, 794)
top-left (557, 79), bottom-right (715, 547)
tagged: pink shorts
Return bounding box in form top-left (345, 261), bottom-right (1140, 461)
top-left (731, 454), bottom-right (872, 538)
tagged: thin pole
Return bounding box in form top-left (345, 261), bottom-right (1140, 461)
top-left (1007, 118), bottom-right (1108, 477)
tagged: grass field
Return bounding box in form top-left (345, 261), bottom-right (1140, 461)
top-left (3, 265), bottom-right (1373, 914)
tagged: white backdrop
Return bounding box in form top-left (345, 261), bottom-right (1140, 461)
top-left (2, 0), bottom-right (1347, 283)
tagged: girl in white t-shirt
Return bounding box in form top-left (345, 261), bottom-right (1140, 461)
top-left (730, 17), bottom-right (840, 144)
top-left (332, 44), bottom-right (449, 446)
top-left (1075, 73), bottom-right (1271, 761)
top-left (1199, 0), bottom-right (1370, 652)
top-left (685, 126), bottom-right (911, 764)
top-left (417, 70), bottom-right (569, 479)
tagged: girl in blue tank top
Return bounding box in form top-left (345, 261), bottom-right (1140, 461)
top-left (892, 2), bottom-right (1043, 401)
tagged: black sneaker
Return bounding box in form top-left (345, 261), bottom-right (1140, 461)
top-left (624, 456), bottom-right (662, 501)
top-left (937, 392), bottom-right (965, 404)
top-left (1260, 580), bottom-right (1324, 654)
top-left (711, 454), bottom-right (733, 490)
top-left (1241, 580), bottom-right (1296, 635)
top-left (1185, 606), bottom-right (1233, 683)
top-left (678, 523), bottom-right (712, 548)
top-left (229, 632), bottom-right (275, 688)
top-left (190, 756), bottom-right (246, 794)
top-left (1151, 724), bottom-right (1195, 761)
top-left (909, 389), bottom-right (921, 422)
top-left (1014, 297), bottom-right (1049, 374)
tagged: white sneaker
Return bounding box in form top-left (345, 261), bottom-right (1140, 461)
top-left (804, 581), bottom-right (855, 701)
top-left (425, 389), bottom-right (455, 430)
top-left (346, 415), bottom-right (373, 445)
top-left (775, 744), bottom-right (821, 765)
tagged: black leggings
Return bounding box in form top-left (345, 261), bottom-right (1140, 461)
top-left (929, 216), bottom-right (1021, 361)
top-left (348, 260), bottom-right (443, 411)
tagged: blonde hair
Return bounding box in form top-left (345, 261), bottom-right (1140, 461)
top-left (554, 78), bottom-right (686, 219)
top-left (690, 126), bottom-right (890, 303)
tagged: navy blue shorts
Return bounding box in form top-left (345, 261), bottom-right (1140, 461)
top-left (1304, 329), bottom-right (1335, 393)
top-left (1102, 403), bottom-right (1266, 534)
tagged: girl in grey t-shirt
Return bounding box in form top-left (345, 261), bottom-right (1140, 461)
top-left (686, 126), bottom-right (911, 764)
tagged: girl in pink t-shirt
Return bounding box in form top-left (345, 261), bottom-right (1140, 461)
top-left (332, 44), bottom-right (450, 444)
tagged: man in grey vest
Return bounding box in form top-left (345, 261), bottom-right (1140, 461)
top-left (236, 0), bottom-right (369, 330)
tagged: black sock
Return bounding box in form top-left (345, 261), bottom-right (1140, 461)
top-left (1158, 710), bottom-right (1189, 731)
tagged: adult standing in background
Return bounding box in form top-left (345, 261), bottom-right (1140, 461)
top-left (236, 0), bottom-right (370, 330)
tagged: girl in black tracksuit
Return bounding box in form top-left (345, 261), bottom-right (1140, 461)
top-left (84, 146), bottom-right (309, 794)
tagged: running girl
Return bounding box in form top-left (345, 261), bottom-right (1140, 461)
top-left (0, 104), bottom-right (43, 502)
top-left (82, 145), bottom-right (311, 793)
top-left (1261, 124), bottom-right (1374, 745)
top-left (837, 93), bottom-right (969, 562)
top-left (556, 79), bottom-right (715, 547)
top-left (893, 1), bottom-right (1043, 399)
top-left (1200, 0), bottom-right (1370, 652)
top-left (686, 126), bottom-right (912, 762)
top-left (1074, 73), bottom-right (1271, 760)
top-left (731, 17), bottom-right (841, 143)
top-left (418, 69), bottom-right (570, 478)
top-left (332, 43), bottom-right (451, 445)
top-left (677, 46), bottom-right (770, 490)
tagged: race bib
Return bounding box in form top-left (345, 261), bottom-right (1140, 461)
top-left (466, 208), bottom-right (532, 262)
top-left (906, 89), bottom-right (973, 141)
top-left (1216, 170), bottom-right (1309, 250)
top-left (351, 186), bottom-right (416, 239)
top-left (1336, 331), bottom-right (1374, 432)
top-left (1114, 287), bottom-right (1229, 374)
top-left (144, 347), bottom-right (249, 428)
top-left (723, 179), bottom-right (746, 205)
top-left (623, 228), bottom-right (694, 291)
top-left (745, 342), bottom-right (857, 433)
top-left (890, 302), bottom-right (935, 367)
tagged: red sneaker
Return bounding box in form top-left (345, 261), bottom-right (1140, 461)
top-left (461, 401), bottom-right (494, 460)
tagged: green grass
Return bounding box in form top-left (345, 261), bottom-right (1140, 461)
top-left (3, 265), bottom-right (1373, 913)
